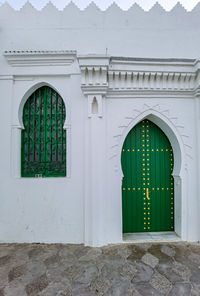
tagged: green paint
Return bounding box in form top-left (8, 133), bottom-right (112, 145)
top-left (21, 86), bottom-right (66, 177)
top-left (121, 119), bottom-right (174, 233)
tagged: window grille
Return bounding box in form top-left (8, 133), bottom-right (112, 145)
top-left (21, 86), bottom-right (66, 177)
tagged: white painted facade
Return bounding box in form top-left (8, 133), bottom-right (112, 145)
top-left (0, 2), bottom-right (200, 246)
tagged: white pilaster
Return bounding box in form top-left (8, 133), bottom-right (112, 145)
top-left (78, 55), bottom-right (109, 246)
top-left (194, 89), bottom-right (200, 241)
top-left (84, 96), bottom-right (107, 246)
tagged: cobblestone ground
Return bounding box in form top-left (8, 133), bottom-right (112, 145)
top-left (0, 242), bottom-right (200, 296)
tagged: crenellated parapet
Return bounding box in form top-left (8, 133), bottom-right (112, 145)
top-left (0, 1), bottom-right (193, 13)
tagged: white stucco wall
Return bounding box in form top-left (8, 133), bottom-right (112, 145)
top-left (0, 3), bottom-right (200, 246)
top-left (0, 72), bottom-right (85, 243)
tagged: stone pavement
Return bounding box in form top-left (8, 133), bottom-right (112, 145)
top-left (0, 242), bottom-right (200, 296)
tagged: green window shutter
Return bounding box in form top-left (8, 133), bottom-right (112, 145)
top-left (21, 86), bottom-right (66, 177)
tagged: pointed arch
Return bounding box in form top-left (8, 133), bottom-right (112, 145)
top-left (18, 82), bottom-right (68, 129)
top-left (113, 107), bottom-right (188, 240)
top-left (118, 109), bottom-right (185, 179)
top-left (92, 96), bottom-right (98, 114)
top-left (21, 85), bottom-right (66, 177)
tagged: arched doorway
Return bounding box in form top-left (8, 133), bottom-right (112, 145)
top-left (121, 119), bottom-right (174, 233)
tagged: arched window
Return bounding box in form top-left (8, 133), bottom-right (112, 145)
top-left (21, 86), bottom-right (66, 177)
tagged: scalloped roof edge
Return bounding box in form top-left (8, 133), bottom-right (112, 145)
top-left (0, 1), bottom-right (197, 12)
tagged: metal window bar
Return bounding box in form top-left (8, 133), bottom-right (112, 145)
top-left (21, 86), bottom-right (66, 177)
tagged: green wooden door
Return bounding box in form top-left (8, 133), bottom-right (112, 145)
top-left (121, 119), bottom-right (174, 233)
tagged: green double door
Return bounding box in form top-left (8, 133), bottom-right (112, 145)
top-left (121, 119), bottom-right (174, 233)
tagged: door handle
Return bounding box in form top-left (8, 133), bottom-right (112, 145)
top-left (146, 188), bottom-right (150, 200)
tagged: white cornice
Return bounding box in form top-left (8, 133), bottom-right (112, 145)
top-left (4, 52), bottom-right (200, 97)
top-left (78, 55), bottom-right (110, 95)
top-left (0, 75), bottom-right (13, 80)
top-left (78, 54), bottom-right (110, 64)
top-left (110, 57), bottom-right (197, 73)
top-left (108, 70), bottom-right (197, 93)
top-left (106, 89), bottom-right (195, 99)
top-left (78, 55), bottom-right (200, 97)
top-left (4, 50), bottom-right (77, 67)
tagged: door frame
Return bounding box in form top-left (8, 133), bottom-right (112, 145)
top-left (117, 109), bottom-right (188, 240)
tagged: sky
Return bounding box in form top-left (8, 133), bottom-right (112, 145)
top-left (0, 0), bottom-right (200, 11)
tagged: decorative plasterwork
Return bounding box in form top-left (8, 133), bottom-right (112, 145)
top-left (78, 55), bottom-right (110, 118)
top-left (108, 102), bottom-right (191, 243)
top-left (78, 55), bottom-right (110, 95)
top-left (4, 50), bottom-right (77, 67)
top-left (78, 56), bottom-right (200, 97)
top-left (108, 71), bottom-right (196, 93)
top-left (110, 103), bottom-right (192, 171)
top-left (194, 87), bottom-right (200, 97)
top-left (108, 57), bottom-right (199, 97)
